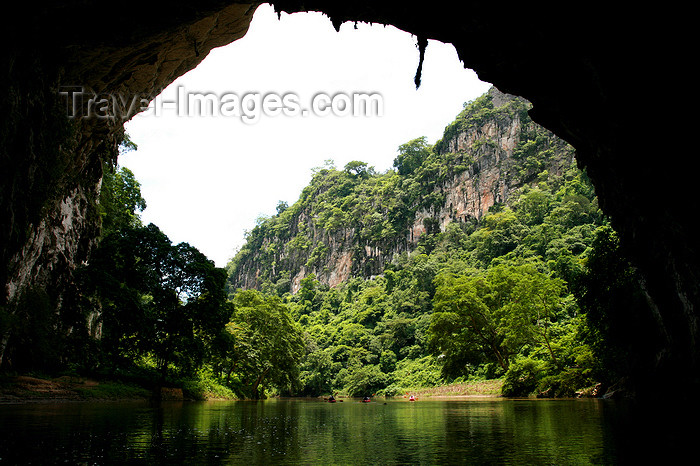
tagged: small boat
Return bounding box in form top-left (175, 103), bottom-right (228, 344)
top-left (409, 395), bottom-right (416, 402)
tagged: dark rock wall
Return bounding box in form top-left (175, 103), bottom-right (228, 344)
top-left (1, 1), bottom-right (694, 395)
top-left (1, 2), bottom-right (258, 303)
top-left (0, 1), bottom-right (259, 365)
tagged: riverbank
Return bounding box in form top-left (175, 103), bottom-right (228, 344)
top-left (0, 374), bottom-right (241, 403)
top-left (400, 379), bottom-right (503, 398)
top-left (1, 374), bottom-right (505, 403)
top-left (0, 375), bottom-right (153, 403)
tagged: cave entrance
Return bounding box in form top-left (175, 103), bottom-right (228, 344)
top-left (1, 0), bottom-right (695, 413)
top-left (119, 3), bottom-right (491, 268)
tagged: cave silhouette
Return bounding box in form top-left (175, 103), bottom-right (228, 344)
top-left (0, 1), bottom-right (694, 399)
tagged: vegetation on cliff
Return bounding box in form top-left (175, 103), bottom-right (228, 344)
top-left (252, 163), bottom-right (608, 397)
top-left (222, 89), bottom-right (629, 398)
top-left (0, 88), bottom-right (652, 400)
top-left (227, 90), bottom-right (574, 294)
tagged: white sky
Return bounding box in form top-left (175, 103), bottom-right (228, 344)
top-left (121, 3), bottom-right (492, 268)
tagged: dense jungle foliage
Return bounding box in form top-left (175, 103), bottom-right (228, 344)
top-left (244, 165), bottom-right (611, 398)
top-left (0, 91), bottom-right (654, 399)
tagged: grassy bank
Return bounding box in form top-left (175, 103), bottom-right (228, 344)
top-left (1, 373), bottom-right (504, 403)
top-left (0, 373), bottom-right (238, 403)
top-left (402, 379), bottom-right (503, 398)
top-left (0, 375), bottom-right (151, 402)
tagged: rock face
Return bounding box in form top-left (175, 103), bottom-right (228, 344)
top-left (0, 1), bottom-right (694, 398)
top-left (0, 1), bottom-right (259, 365)
top-left (2, 0), bottom-right (257, 301)
top-left (414, 90), bottom-right (574, 231)
top-left (228, 88), bottom-right (576, 293)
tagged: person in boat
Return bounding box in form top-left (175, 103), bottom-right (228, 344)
top-left (409, 395), bottom-right (416, 402)
top-left (362, 396), bottom-right (371, 402)
top-left (328, 395), bottom-right (336, 402)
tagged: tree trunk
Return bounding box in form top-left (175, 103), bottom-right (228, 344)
top-left (251, 368), bottom-right (269, 398)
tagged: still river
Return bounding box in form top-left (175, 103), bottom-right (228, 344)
top-left (0, 397), bottom-right (696, 464)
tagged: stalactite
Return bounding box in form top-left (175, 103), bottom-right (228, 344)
top-left (414, 36), bottom-right (428, 89)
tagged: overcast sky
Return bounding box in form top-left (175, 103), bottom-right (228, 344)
top-left (120, 3), bottom-right (491, 268)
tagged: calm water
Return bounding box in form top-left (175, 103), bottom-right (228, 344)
top-left (0, 397), bottom-right (696, 464)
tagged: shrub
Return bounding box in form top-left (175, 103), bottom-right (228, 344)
top-left (501, 356), bottom-right (547, 396)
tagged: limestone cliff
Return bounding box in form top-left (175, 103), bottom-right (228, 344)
top-left (227, 87), bottom-right (576, 294)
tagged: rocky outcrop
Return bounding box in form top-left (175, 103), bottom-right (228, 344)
top-left (413, 89), bottom-right (574, 230)
top-left (229, 88), bottom-right (576, 293)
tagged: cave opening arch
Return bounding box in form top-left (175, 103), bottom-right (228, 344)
top-left (118, 3), bottom-right (493, 268)
top-left (0, 1), bottom-right (694, 398)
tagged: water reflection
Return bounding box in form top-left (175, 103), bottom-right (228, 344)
top-left (0, 397), bottom-right (696, 464)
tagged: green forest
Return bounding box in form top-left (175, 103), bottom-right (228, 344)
top-left (0, 90), bottom-right (656, 400)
